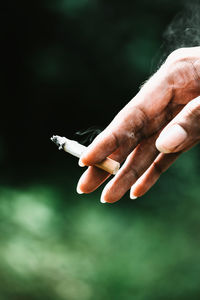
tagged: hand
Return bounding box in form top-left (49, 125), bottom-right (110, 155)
top-left (77, 47), bottom-right (200, 203)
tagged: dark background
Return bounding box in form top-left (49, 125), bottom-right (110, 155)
top-left (1, 1), bottom-right (200, 299)
top-left (1, 0), bottom-right (183, 176)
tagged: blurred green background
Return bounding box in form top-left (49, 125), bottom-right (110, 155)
top-left (1, 0), bottom-right (200, 299)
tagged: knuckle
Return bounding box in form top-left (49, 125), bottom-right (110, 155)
top-left (193, 60), bottom-right (200, 81)
top-left (129, 167), bottom-right (140, 181)
top-left (152, 161), bottom-right (163, 176)
top-left (165, 48), bottom-right (188, 64)
top-left (110, 130), bottom-right (120, 149)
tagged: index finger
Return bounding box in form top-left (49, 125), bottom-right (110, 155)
top-left (80, 65), bottom-right (172, 166)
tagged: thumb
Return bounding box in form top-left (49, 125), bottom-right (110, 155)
top-left (156, 96), bottom-right (200, 153)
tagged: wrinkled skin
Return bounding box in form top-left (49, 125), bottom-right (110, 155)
top-left (77, 47), bottom-right (200, 203)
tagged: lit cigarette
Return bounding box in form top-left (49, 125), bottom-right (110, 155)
top-left (51, 135), bottom-right (120, 175)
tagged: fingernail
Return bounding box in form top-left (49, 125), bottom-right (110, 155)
top-left (78, 158), bottom-right (85, 167)
top-left (130, 187), bottom-right (138, 199)
top-left (156, 124), bottom-right (187, 153)
top-left (130, 194), bottom-right (138, 200)
top-left (100, 195), bottom-right (107, 203)
top-left (76, 185), bottom-right (84, 194)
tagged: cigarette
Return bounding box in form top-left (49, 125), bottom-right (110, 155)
top-left (51, 135), bottom-right (120, 175)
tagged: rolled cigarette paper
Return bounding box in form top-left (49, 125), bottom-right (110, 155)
top-left (51, 135), bottom-right (120, 175)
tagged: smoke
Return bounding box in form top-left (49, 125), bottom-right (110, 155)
top-left (76, 3), bottom-right (200, 145)
top-left (75, 126), bottom-right (102, 145)
top-left (161, 2), bottom-right (200, 62)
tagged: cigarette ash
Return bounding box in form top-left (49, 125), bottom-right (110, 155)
top-left (51, 135), bottom-right (66, 150)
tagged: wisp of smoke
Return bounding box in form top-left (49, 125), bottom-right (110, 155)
top-left (75, 126), bottom-right (102, 145)
top-left (162, 2), bottom-right (200, 61)
top-left (76, 3), bottom-right (200, 146)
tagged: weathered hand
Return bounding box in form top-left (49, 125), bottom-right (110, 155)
top-left (77, 47), bottom-right (200, 203)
